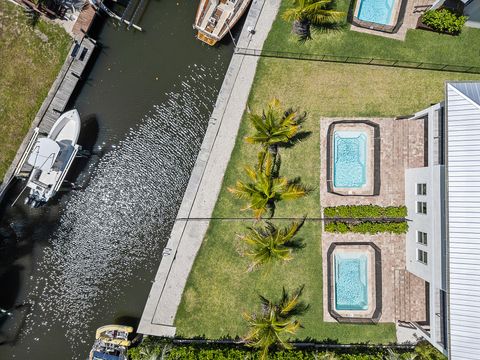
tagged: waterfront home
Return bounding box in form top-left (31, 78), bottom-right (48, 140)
top-left (404, 81), bottom-right (480, 358)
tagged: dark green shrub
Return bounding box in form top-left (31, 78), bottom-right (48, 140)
top-left (324, 221), bottom-right (408, 234)
top-left (422, 9), bottom-right (467, 34)
top-left (323, 205), bottom-right (406, 219)
top-left (129, 343), bottom-right (414, 359)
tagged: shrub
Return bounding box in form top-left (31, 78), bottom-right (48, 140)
top-left (324, 221), bottom-right (408, 234)
top-left (422, 9), bottom-right (467, 34)
top-left (129, 343), bottom-right (414, 360)
top-left (323, 205), bottom-right (406, 219)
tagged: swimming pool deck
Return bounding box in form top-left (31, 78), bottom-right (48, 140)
top-left (138, 0), bottom-right (281, 337)
top-left (320, 117), bottom-right (428, 326)
top-left (351, 0), bottom-right (433, 40)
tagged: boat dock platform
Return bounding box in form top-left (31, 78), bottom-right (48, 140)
top-left (0, 35), bottom-right (96, 197)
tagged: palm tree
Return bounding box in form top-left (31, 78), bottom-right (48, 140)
top-left (245, 98), bottom-right (305, 156)
top-left (239, 218), bottom-right (305, 271)
top-left (243, 286), bottom-right (309, 360)
top-left (282, 0), bottom-right (345, 39)
top-left (228, 152), bottom-right (308, 218)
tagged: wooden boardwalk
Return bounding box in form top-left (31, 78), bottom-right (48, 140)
top-left (38, 37), bottom-right (95, 133)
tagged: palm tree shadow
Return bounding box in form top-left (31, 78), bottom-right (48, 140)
top-left (286, 237), bottom-right (306, 251)
top-left (280, 131), bottom-right (313, 149)
top-left (312, 22), bottom-right (348, 35)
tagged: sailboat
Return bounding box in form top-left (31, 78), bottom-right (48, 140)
top-left (22, 110), bottom-right (81, 208)
top-left (194, 0), bottom-right (252, 46)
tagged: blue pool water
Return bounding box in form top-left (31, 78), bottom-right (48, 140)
top-left (333, 130), bottom-right (367, 188)
top-left (357, 0), bottom-right (395, 25)
top-left (335, 253), bottom-right (368, 311)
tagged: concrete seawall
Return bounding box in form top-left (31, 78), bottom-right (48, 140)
top-left (138, 0), bottom-right (281, 337)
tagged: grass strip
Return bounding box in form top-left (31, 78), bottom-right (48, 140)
top-left (0, 1), bottom-right (71, 181)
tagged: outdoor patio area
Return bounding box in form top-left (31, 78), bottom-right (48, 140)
top-left (320, 117), bottom-right (426, 208)
top-left (322, 232), bottom-right (428, 324)
top-left (351, 0), bottom-right (434, 40)
top-left (320, 116), bottom-right (429, 325)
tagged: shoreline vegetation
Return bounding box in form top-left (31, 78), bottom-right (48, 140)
top-left (0, 0), bottom-right (71, 182)
top-left (173, 0), bottom-right (480, 349)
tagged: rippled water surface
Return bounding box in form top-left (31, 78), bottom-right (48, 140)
top-left (0, 1), bottom-right (234, 358)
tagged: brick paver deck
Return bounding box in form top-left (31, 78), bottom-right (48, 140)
top-left (320, 117), bottom-right (427, 324)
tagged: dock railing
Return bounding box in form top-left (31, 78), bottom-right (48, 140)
top-left (234, 47), bottom-right (480, 74)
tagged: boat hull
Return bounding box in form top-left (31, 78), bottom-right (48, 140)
top-left (194, 0), bottom-right (252, 46)
top-left (24, 109), bottom-right (82, 207)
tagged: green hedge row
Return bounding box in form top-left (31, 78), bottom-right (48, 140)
top-left (128, 339), bottom-right (446, 360)
top-left (129, 345), bottom-right (412, 360)
top-left (323, 205), bottom-right (407, 219)
top-left (324, 221), bottom-right (408, 234)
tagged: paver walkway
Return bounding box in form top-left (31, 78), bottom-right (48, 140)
top-left (138, 0), bottom-right (281, 337)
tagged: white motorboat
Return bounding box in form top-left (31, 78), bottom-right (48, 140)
top-left (23, 110), bottom-right (81, 208)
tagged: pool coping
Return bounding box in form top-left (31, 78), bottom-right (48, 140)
top-left (326, 120), bottom-right (380, 197)
top-left (327, 242), bottom-right (383, 324)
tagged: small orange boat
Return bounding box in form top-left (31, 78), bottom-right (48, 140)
top-left (194, 0), bottom-right (252, 46)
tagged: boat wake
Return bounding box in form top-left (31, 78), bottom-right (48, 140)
top-left (21, 64), bottom-right (221, 358)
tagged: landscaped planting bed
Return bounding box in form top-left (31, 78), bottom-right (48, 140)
top-left (324, 221), bottom-right (408, 234)
top-left (323, 205), bottom-right (407, 219)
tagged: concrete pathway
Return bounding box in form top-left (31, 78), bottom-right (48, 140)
top-left (138, 0), bottom-right (281, 337)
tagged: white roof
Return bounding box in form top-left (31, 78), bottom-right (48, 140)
top-left (446, 82), bottom-right (480, 360)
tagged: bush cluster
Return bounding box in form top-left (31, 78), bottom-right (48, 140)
top-left (129, 344), bottom-right (412, 360)
top-left (323, 205), bottom-right (407, 219)
top-left (324, 221), bottom-right (408, 234)
top-left (422, 9), bottom-right (467, 34)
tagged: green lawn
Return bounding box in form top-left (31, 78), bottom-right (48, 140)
top-left (175, 59), bottom-right (479, 343)
top-left (176, 0), bottom-right (480, 345)
top-left (263, 0), bottom-right (480, 67)
top-left (0, 1), bottom-right (71, 181)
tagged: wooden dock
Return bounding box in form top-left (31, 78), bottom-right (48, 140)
top-left (0, 36), bottom-right (96, 199)
top-left (72, 4), bottom-right (97, 40)
top-left (38, 37), bottom-right (95, 133)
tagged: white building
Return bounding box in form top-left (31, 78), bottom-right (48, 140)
top-left (405, 82), bottom-right (480, 359)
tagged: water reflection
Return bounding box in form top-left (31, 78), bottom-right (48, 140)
top-left (1, 64), bottom-right (222, 359)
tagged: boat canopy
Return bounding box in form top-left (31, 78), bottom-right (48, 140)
top-left (27, 138), bottom-right (61, 171)
top-left (92, 351), bottom-right (121, 360)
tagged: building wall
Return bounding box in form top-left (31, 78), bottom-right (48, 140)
top-left (404, 103), bottom-right (447, 354)
top-left (405, 166), bottom-right (444, 283)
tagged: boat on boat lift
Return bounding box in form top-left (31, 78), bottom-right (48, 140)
top-left (89, 325), bottom-right (134, 360)
top-left (89, 0), bottom-right (144, 31)
top-left (194, 0), bottom-right (252, 46)
top-left (17, 110), bottom-right (81, 208)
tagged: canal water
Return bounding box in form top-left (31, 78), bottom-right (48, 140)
top-left (0, 2), bottom-right (235, 359)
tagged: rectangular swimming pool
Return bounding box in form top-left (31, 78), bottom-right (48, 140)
top-left (334, 253), bottom-right (368, 311)
top-left (356, 0), bottom-right (395, 25)
top-left (333, 130), bottom-right (367, 188)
